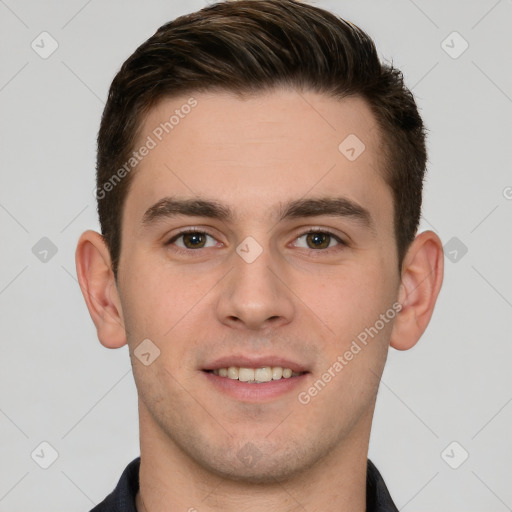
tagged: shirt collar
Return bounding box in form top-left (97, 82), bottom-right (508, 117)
top-left (90, 457), bottom-right (398, 512)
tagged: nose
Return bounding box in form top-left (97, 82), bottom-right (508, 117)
top-left (215, 241), bottom-right (295, 331)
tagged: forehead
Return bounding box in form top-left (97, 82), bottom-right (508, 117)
top-left (123, 88), bottom-right (392, 230)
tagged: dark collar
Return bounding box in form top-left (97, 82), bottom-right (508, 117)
top-left (90, 457), bottom-right (398, 511)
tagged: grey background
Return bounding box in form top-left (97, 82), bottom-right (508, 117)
top-left (0, 0), bottom-right (511, 510)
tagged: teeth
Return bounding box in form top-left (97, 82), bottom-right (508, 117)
top-left (212, 366), bottom-right (301, 383)
top-left (255, 367), bottom-right (272, 382)
top-left (282, 368), bottom-right (292, 378)
top-left (272, 367), bottom-right (283, 380)
top-left (238, 367), bottom-right (254, 382)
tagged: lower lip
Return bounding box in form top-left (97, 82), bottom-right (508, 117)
top-left (202, 371), bottom-right (309, 402)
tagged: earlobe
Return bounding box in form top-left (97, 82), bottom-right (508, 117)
top-left (75, 230), bottom-right (127, 349)
top-left (390, 230), bottom-right (444, 351)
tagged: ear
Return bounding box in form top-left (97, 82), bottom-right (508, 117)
top-left (75, 230), bottom-right (127, 349)
top-left (390, 230), bottom-right (444, 351)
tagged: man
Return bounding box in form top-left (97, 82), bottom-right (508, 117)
top-left (75, 0), bottom-right (444, 510)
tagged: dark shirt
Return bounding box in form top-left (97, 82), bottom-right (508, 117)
top-left (90, 457), bottom-right (399, 511)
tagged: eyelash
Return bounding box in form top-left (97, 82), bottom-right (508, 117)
top-left (164, 227), bottom-right (347, 256)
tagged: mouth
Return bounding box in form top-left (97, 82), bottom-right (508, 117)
top-left (201, 356), bottom-right (310, 402)
top-left (204, 366), bottom-right (307, 383)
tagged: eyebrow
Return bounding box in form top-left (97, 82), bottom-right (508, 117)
top-left (141, 196), bottom-right (375, 231)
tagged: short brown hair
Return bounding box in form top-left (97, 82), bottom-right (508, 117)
top-left (96, 0), bottom-right (426, 278)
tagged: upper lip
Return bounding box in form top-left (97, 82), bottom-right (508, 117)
top-left (203, 355), bottom-right (309, 373)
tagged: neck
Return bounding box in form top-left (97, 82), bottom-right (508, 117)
top-left (135, 404), bottom-right (373, 512)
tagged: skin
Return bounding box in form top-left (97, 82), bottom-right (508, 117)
top-left (76, 89), bottom-right (444, 512)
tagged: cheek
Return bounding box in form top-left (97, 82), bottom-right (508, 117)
top-left (119, 260), bottom-right (217, 353)
top-left (117, 265), bottom-right (169, 345)
top-left (299, 271), bottom-right (398, 378)
top-left (297, 264), bottom-right (395, 329)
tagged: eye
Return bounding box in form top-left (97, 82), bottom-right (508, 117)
top-left (166, 230), bottom-right (219, 250)
top-left (293, 230), bottom-right (344, 250)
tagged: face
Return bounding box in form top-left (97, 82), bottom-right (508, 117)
top-left (115, 89), bottom-right (401, 483)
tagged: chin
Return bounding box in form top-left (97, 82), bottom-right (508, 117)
top-left (183, 435), bottom-right (331, 485)
top-left (202, 454), bottom-right (305, 484)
